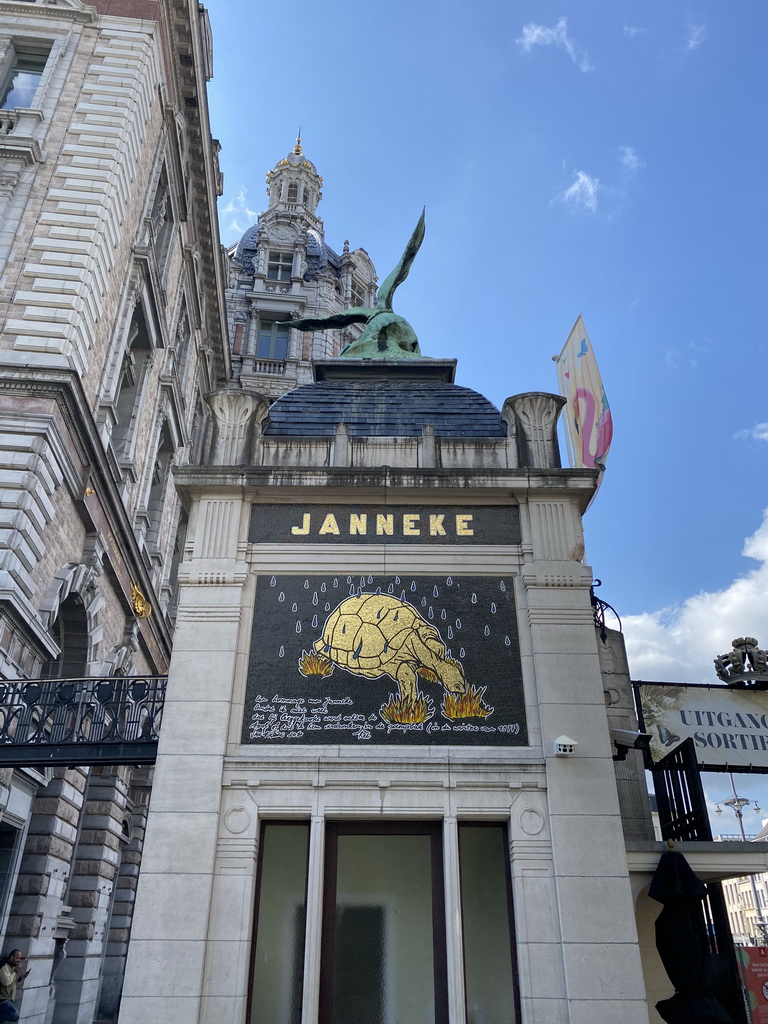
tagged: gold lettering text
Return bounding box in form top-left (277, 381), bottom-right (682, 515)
top-left (291, 513), bottom-right (311, 536)
top-left (376, 514), bottom-right (394, 536)
top-left (349, 514), bottom-right (368, 535)
top-left (403, 514), bottom-right (420, 536)
top-left (429, 514), bottom-right (446, 536)
top-left (455, 514), bottom-right (474, 536)
top-left (318, 514), bottom-right (340, 536)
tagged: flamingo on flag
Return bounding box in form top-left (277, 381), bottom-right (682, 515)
top-left (553, 315), bottom-right (613, 481)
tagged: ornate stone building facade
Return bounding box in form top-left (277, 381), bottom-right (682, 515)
top-left (226, 138), bottom-right (378, 399)
top-left (0, 7), bottom-right (764, 1024)
top-left (117, 328), bottom-right (655, 1024)
top-left (0, 1), bottom-right (227, 1022)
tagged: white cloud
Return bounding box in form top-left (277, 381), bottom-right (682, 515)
top-left (624, 25), bottom-right (645, 37)
top-left (554, 170), bottom-right (600, 214)
top-left (516, 17), bottom-right (593, 73)
top-left (735, 423), bottom-right (768, 442)
top-left (686, 24), bottom-right (707, 51)
top-left (624, 510), bottom-right (768, 683)
top-left (220, 186), bottom-right (257, 235)
top-left (618, 146), bottom-right (643, 173)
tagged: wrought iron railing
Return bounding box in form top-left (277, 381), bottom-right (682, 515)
top-left (0, 675), bottom-right (167, 766)
top-left (590, 578), bottom-right (622, 642)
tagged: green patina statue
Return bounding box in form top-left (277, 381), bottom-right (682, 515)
top-left (283, 208), bottom-right (425, 359)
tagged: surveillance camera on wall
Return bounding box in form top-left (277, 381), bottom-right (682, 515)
top-left (611, 728), bottom-right (651, 761)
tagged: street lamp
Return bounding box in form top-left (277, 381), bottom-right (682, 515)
top-left (715, 772), bottom-right (768, 944)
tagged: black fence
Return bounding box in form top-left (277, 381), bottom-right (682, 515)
top-left (0, 675), bottom-right (167, 766)
top-left (653, 737), bottom-right (712, 842)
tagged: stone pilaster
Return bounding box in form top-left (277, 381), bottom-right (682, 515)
top-left (8, 768), bottom-right (88, 1024)
top-left (95, 770), bottom-right (150, 1023)
top-left (520, 497), bottom-right (649, 1024)
top-left (118, 491), bottom-right (250, 1024)
top-left (52, 767), bottom-right (130, 1024)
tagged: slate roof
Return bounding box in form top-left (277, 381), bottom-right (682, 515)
top-left (263, 380), bottom-right (507, 437)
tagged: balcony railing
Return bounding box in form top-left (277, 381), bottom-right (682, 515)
top-left (0, 675), bottom-right (167, 766)
top-left (0, 111), bottom-right (19, 136)
top-left (253, 358), bottom-right (286, 375)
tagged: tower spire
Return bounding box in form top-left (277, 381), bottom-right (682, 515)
top-left (294, 127), bottom-right (302, 155)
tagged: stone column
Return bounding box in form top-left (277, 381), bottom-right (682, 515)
top-left (118, 490), bottom-right (250, 1024)
top-left (8, 768), bottom-right (87, 1024)
top-left (52, 767), bottom-right (131, 1024)
top-left (301, 816), bottom-right (326, 1024)
top-left (509, 795), bottom-right (568, 1024)
top-left (519, 496), bottom-right (649, 1024)
top-left (93, 769), bottom-right (151, 1021)
top-left (198, 799), bottom-right (259, 1024)
top-left (442, 816), bottom-right (466, 1024)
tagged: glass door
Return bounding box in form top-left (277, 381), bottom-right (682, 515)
top-left (319, 822), bottom-right (448, 1024)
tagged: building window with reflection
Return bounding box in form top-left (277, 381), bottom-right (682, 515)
top-left (257, 320), bottom-right (289, 361)
top-left (1, 46), bottom-right (49, 109)
top-left (267, 251), bottom-right (293, 282)
top-left (248, 820), bottom-right (520, 1024)
top-left (350, 278), bottom-right (367, 308)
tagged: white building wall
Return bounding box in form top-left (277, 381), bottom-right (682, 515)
top-left (119, 471), bottom-right (650, 1024)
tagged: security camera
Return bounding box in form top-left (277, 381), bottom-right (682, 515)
top-left (553, 735), bottom-right (578, 757)
top-left (610, 728), bottom-right (652, 761)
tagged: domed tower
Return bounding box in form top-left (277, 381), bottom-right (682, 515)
top-left (226, 136), bottom-right (378, 397)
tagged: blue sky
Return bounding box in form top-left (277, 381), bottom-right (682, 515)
top-left (206, 0), bottom-right (768, 718)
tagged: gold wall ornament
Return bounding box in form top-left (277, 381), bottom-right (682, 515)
top-left (131, 583), bottom-right (152, 619)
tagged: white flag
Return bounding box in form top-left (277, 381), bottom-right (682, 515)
top-left (554, 315), bottom-right (613, 472)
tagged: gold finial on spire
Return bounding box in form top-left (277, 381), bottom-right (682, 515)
top-left (294, 127), bottom-right (302, 155)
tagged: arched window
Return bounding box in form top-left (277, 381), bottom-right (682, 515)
top-left (145, 421), bottom-right (175, 550)
top-left (151, 167), bottom-right (175, 274)
top-left (42, 593), bottom-right (89, 679)
top-left (112, 304), bottom-right (152, 461)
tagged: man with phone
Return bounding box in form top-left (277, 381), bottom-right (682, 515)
top-left (0, 949), bottom-right (29, 1022)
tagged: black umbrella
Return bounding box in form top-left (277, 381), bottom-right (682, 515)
top-left (649, 849), bottom-right (733, 1024)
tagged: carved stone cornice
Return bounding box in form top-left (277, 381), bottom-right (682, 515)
top-left (0, 135), bottom-right (44, 166)
top-left (163, 1), bottom-right (229, 388)
top-left (0, 1), bottom-right (97, 23)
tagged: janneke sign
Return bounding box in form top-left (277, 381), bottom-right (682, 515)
top-left (244, 505), bottom-right (526, 747)
top-left (637, 683), bottom-right (768, 770)
top-left (249, 503), bottom-right (521, 545)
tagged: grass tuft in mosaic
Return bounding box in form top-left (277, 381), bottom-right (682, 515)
top-left (298, 650), bottom-right (335, 678)
top-left (380, 691), bottom-right (435, 724)
top-left (442, 685), bottom-right (494, 720)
